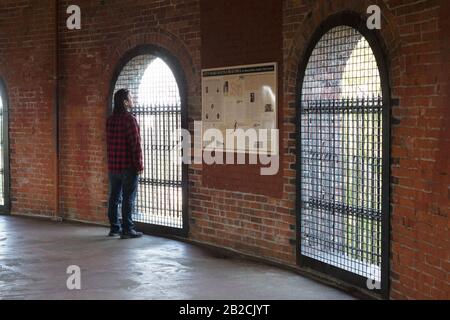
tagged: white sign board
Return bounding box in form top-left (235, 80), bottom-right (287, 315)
top-left (201, 63), bottom-right (278, 155)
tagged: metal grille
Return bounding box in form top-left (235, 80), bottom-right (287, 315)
top-left (113, 55), bottom-right (183, 229)
top-left (0, 95), bottom-right (3, 206)
top-left (300, 26), bottom-right (384, 282)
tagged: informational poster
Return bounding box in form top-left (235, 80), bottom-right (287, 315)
top-left (201, 63), bottom-right (278, 155)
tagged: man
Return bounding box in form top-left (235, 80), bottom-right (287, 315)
top-left (106, 88), bottom-right (143, 239)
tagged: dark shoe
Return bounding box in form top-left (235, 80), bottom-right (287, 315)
top-left (120, 230), bottom-right (143, 239)
top-left (108, 230), bottom-right (122, 237)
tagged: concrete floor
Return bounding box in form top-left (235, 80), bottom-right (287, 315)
top-left (0, 215), bottom-right (353, 300)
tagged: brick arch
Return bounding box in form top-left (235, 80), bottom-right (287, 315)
top-left (282, 0), bottom-right (403, 186)
top-left (284, 0), bottom-right (402, 101)
top-left (284, 1), bottom-right (404, 298)
top-left (105, 28), bottom-right (199, 111)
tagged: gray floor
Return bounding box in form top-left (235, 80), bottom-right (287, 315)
top-left (0, 215), bottom-right (353, 300)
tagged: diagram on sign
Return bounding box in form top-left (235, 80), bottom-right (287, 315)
top-left (203, 79), bottom-right (223, 123)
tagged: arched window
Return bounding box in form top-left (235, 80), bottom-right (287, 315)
top-left (0, 93), bottom-right (3, 206)
top-left (0, 79), bottom-right (9, 213)
top-left (297, 20), bottom-right (389, 294)
top-left (111, 49), bottom-right (187, 234)
top-left (138, 57), bottom-right (181, 107)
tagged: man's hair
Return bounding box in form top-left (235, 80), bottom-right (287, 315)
top-left (113, 88), bottom-right (129, 114)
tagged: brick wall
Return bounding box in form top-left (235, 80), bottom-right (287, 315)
top-left (0, 0), bottom-right (448, 299)
top-left (0, 0), bottom-right (57, 217)
top-left (283, 0), bottom-right (449, 300)
top-left (190, 0), bottom-right (295, 263)
top-left (385, 0), bottom-right (449, 300)
top-left (199, 0), bottom-right (284, 199)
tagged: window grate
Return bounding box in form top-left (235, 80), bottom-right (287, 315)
top-left (0, 99), bottom-right (4, 207)
top-left (299, 26), bottom-right (384, 282)
top-left (114, 55), bottom-right (183, 229)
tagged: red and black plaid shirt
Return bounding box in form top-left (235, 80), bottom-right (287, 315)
top-left (106, 111), bottom-right (144, 174)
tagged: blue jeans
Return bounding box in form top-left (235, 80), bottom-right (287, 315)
top-left (107, 168), bottom-right (139, 233)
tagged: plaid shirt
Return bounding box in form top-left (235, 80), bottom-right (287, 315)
top-left (106, 111), bottom-right (144, 174)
